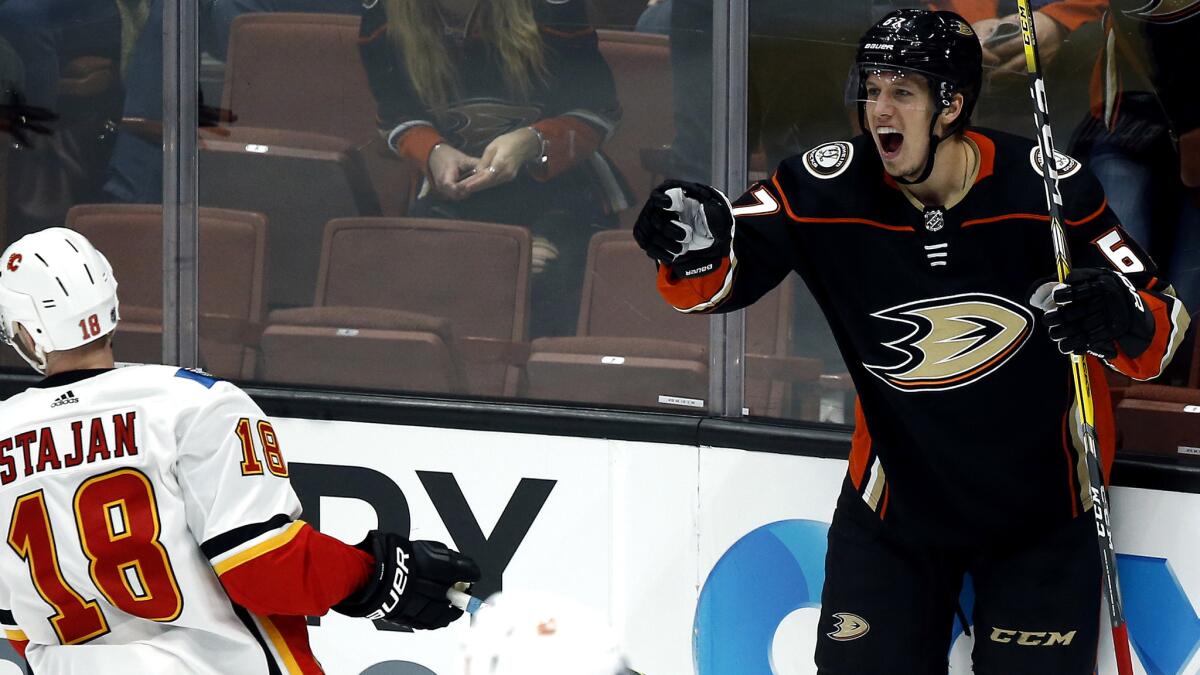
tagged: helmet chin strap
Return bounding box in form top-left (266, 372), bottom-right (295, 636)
top-left (894, 111), bottom-right (944, 185)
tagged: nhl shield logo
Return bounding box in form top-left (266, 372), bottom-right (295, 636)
top-left (803, 141), bottom-right (854, 180)
top-left (924, 207), bottom-right (945, 232)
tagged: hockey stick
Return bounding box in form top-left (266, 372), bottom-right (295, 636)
top-left (1014, 3), bottom-right (1134, 673)
top-left (448, 583), bottom-right (488, 615)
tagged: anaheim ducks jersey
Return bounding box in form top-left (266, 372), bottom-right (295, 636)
top-left (657, 129), bottom-right (1189, 544)
top-left (0, 365), bottom-right (306, 674)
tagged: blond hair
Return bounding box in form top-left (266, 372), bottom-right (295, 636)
top-left (383, 0), bottom-right (548, 109)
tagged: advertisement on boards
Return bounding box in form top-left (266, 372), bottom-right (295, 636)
top-left (1, 417), bottom-right (1196, 675)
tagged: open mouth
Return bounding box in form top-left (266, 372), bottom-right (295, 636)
top-left (877, 126), bottom-right (904, 159)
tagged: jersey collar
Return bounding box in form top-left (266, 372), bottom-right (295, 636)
top-left (32, 368), bottom-right (114, 389)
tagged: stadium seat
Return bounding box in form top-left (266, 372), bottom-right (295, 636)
top-left (259, 217), bottom-right (532, 396)
top-left (197, 126), bottom-right (380, 309)
top-left (1115, 311), bottom-right (1200, 459)
top-left (64, 204), bottom-right (268, 379)
top-left (595, 30), bottom-right (674, 227)
top-left (1116, 385), bottom-right (1200, 461)
top-left (586, 0), bottom-right (655, 29)
top-left (190, 13), bottom-right (423, 308)
top-left (219, 12), bottom-right (418, 219)
top-left (522, 230), bottom-right (822, 415)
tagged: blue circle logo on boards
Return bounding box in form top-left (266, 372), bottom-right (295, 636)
top-left (693, 519), bottom-right (829, 674)
top-left (694, 521), bottom-right (1200, 675)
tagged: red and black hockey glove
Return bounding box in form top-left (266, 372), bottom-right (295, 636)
top-left (1029, 267), bottom-right (1154, 360)
top-left (633, 179), bottom-right (733, 278)
top-left (333, 531), bottom-right (481, 631)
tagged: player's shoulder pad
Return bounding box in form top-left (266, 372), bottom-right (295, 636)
top-left (174, 367), bottom-right (221, 389)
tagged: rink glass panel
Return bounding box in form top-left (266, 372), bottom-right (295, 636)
top-left (0, 2), bottom-right (164, 372)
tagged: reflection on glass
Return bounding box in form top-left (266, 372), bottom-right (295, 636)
top-left (359, 0), bottom-right (626, 339)
top-left (193, 0), bottom-right (717, 409)
top-left (0, 0), bottom-right (162, 372)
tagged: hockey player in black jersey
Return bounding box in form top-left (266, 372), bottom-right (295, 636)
top-left (634, 9), bottom-right (1189, 675)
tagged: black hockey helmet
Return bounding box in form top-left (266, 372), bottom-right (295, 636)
top-left (853, 9), bottom-right (983, 183)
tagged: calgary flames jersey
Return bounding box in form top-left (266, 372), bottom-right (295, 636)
top-left (0, 365), bottom-right (317, 674)
top-left (657, 129), bottom-right (1189, 544)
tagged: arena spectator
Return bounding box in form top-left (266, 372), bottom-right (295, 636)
top-left (358, 0), bottom-right (628, 338)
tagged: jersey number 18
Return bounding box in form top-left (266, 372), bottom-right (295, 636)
top-left (7, 469), bottom-right (183, 644)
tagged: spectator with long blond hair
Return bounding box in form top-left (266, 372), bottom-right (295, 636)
top-left (359, 0), bottom-right (627, 337)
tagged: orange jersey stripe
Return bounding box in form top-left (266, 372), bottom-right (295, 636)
top-left (848, 399), bottom-right (871, 491)
top-left (772, 172), bottom-right (915, 230)
top-left (961, 213), bottom-right (1051, 228)
top-left (1066, 198), bottom-right (1108, 227)
top-left (1108, 291), bottom-right (1181, 380)
top-left (964, 130), bottom-right (996, 183)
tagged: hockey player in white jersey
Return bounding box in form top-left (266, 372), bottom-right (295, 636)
top-left (0, 228), bottom-right (481, 674)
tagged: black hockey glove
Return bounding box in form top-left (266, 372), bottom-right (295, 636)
top-left (1029, 267), bottom-right (1155, 360)
top-left (633, 179), bottom-right (733, 278)
top-left (332, 531), bottom-right (481, 630)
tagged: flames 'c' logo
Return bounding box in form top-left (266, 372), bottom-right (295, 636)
top-left (864, 293), bottom-right (1034, 392)
top-left (6, 253), bottom-right (21, 272)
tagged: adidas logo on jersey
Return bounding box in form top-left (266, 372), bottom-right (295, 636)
top-left (51, 390), bottom-right (79, 408)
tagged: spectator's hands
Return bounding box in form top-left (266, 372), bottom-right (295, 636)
top-left (974, 11), bottom-right (1065, 79)
top-left (0, 89), bottom-right (56, 148)
top-left (457, 127), bottom-right (541, 194)
top-left (428, 143), bottom-right (480, 201)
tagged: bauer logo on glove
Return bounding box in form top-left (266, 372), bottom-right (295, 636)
top-left (633, 179), bottom-right (734, 278)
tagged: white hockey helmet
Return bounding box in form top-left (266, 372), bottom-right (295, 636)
top-left (460, 591), bottom-right (633, 675)
top-left (0, 228), bottom-right (120, 373)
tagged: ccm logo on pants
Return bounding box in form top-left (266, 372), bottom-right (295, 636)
top-left (988, 628), bottom-right (1076, 646)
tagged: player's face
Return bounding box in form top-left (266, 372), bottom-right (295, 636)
top-left (863, 71), bottom-right (936, 179)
